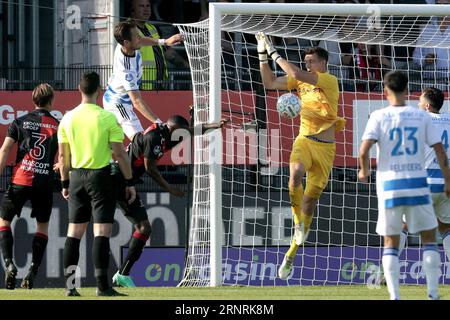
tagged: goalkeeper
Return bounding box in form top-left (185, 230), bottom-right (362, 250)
top-left (256, 32), bottom-right (346, 279)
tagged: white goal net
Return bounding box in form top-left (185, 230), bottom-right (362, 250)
top-left (176, 3), bottom-right (450, 287)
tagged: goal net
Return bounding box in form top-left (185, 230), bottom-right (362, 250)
top-left (176, 3), bottom-right (450, 287)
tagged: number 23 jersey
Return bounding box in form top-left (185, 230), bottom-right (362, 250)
top-left (362, 106), bottom-right (440, 208)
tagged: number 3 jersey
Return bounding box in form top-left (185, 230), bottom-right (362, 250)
top-left (362, 106), bottom-right (440, 208)
top-left (424, 112), bottom-right (450, 193)
top-left (7, 109), bottom-right (59, 187)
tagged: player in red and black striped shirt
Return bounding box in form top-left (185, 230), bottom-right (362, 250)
top-left (0, 83), bottom-right (59, 290)
top-left (111, 115), bottom-right (187, 287)
top-left (112, 114), bottom-right (228, 287)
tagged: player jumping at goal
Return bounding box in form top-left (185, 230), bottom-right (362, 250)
top-left (111, 115), bottom-right (188, 287)
top-left (256, 32), bottom-right (346, 279)
top-left (359, 71), bottom-right (450, 300)
top-left (103, 20), bottom-right (182, 140)
top-left (112, 115), bottom-right (228, 287)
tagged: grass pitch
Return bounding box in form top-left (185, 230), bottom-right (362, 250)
top-left (0, 285), bottom-right (448, 300)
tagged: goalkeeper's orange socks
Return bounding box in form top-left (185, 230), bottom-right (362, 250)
top-left (301, 213), bottom-right (313, 234)
top-left (287, 184), bottom-right (314, 258)
top-left (286, 212), bottom-right (314, 259)
top-left (286, 238), bottom-right (298, 259)
top-left (289, 184), bottom-right (303, 225)
top-left (288, 184), bottom-right (314, 230)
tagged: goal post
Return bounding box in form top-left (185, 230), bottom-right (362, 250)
top-left (209, 2), bottom-right (223, 287)
top-left (177, 2), bottom-right (450, 287)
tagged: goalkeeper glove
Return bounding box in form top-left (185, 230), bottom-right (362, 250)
top-left (256, 32), bottom-right (268, 64)
top-left (256, 32), bottom-right (281, 63)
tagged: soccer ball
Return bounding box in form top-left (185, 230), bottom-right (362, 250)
top-left (276, 93), bottom-right (301, 119)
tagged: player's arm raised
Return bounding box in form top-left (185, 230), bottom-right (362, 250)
top-left (128, 90), bottom-right (161, 124)
top-left (144, 157), bottom-right (184, 197)
top-left (256, 32), bottom-right (318, 87)
top-left (432, 142), bottom-right (450, 197)
top-left (256, 33), bottom-right (288, 90)
top-left (358, 139), bottom-right (376, 182)
top-left (140, 34), bottom-right (183, 47)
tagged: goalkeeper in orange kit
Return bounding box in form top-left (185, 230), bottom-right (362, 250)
top-left (256, 32), bottom-right (346, 279)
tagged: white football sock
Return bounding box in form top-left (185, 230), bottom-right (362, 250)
top-left (441, 231), bottom-right (450, 263)
top-left (398, 231), bottom-right (407, 257)
top-left (422, 243), bottom-right (441, 300)
top-left (382, 248), bottom-right (400, 300)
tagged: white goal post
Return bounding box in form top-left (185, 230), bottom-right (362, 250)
top-left (177, 3), bottom-right (450, 287)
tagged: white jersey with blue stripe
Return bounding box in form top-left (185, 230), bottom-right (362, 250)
top-left (424, 112), bottom-right (450, 193)
top-left (362, 106), bottom-right (441, 209)
top-left (103, 44), bottom-right (143, 107)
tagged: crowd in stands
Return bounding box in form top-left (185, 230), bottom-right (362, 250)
top-left (144, 0), bottom-right (450, 92)
top-left (3, 0), bottom-right (447, 92)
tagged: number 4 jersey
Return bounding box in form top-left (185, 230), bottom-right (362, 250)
top-left (7, 109), bottom-right (59, 187)
top-left (362, 106), bottom-right (440, 209)
top-left (425, 112), bottom-right (450, 193)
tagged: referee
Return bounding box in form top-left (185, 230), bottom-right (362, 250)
top-left (58, 72), bottom-right (136, 297)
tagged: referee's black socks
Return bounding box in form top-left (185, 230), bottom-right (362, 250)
top-left (93, 236), bottom-right (111, 291)
top-left (63, 236), bottom-right (81, 287)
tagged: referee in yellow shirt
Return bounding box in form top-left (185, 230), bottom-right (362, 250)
top-left (58, 72), bottom-right (136, 296)
top-left (256, 33), bottom-right (346, 280)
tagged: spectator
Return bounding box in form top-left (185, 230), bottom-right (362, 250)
top-left (412, 13), bottom-right (450, 81)
top-left (343, 42), bottom-right (391, 92)
top-left (316, 14), bottom-right (355, 91)
top-left (323, 12), bottom-right (390, 92)
top-left (127, 0), bottom-right (189, 90)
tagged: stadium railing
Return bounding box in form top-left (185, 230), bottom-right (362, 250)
top-left (2, 65), bottom-right (446, 92)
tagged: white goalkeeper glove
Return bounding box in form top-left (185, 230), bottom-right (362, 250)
top-left (256, 32), bottom-right (281, 63)
top-left (256, 32), bottom-right (268, 64)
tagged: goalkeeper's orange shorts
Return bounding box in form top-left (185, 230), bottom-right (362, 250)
top-left (289, 135), bottom-right (336, 199)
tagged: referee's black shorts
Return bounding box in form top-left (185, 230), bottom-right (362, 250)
top-left (112, 165), bottom-right (148, 225)
top-left (0, 184), bottom-right (53, 223)
top-left (69, 165), bottom-right (116, 224)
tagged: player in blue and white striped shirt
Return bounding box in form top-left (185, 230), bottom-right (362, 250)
top-left (359, 71), bottom-right (450, 300)
top-left (103, 20), bottom-right (161, 140)
top-left (421, 88), bottom-right (450, 256)
top-left (396, 88), bottom-right (450, 267)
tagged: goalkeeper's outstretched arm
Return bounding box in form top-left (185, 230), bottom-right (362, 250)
top-left (255, 32), bottom-right (318, 87)
top-left (256, 32), bottom-right (288, 90)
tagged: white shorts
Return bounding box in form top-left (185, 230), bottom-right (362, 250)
top-left (431, 192), bottom-right (450, 224)
top-left (376, 203), bottom-right (438, 236)
top-left (103, 102), bottom-right (143, 140)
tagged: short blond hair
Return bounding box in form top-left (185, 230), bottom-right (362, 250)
top-left (32, 83), bottom-right (54, 108)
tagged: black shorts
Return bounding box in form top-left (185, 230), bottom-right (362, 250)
top-left (112, 167), bottom-right (148, 225)
top-left (0, 184), bottom-right (53, 223)
top-left (69, 165), bottom-right (116, 224)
